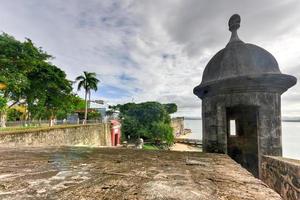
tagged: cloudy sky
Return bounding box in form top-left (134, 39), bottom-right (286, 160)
top-left (0, 0), bottom-right (300, 117)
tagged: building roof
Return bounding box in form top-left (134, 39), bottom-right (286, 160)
top-left (110, 119), bottom-right (120, 125)
top-left (201, 43), bottom-right (281, 84)
top-left (74, 108), bottom-right (98, 113)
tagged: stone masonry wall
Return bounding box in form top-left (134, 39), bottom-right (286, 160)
top-left (202, 91), bottom-right (282, 177)
top-left (171, 117), bottom-right (184, 137)
top-left (0, 124), bottom-right (111, 147)
top-left (261, 156), bottom-right (300, 200)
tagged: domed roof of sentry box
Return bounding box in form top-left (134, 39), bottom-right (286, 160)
top-left (193, 14), bottom-right (297, 99)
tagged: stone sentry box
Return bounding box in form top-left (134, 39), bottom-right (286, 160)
top-left (193, 14), bottom-right (297, 178)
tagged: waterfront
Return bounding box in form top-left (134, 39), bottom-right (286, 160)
top-left (184, 119), bottom-right (300, 160)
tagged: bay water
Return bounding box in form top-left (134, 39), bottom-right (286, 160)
top-left (184, 119), bottom-right (300, 160)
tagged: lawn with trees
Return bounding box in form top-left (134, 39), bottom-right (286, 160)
top-left (110, 102), bottom-right (177, 147)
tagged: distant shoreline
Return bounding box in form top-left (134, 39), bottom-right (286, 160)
top-left (183, 117), bottom-right (201, 120)
top-left (183, 118), bottom-right (300, 122)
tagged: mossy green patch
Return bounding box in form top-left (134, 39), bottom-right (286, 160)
top-left (143, 144), bottom-right (160, 150)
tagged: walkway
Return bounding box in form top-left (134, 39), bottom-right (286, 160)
top-left (0, 147), bottom-right (281, 200)
top-left (170, 143), bottom-right (201, 152)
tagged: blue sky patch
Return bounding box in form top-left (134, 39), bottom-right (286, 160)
top-left (98, 84), bottom-right (132, 99)
top-left (119, 73), bottom-right (136, 82)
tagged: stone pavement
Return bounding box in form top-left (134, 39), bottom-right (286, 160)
top-left (0, 147), bottom-right (282, 200)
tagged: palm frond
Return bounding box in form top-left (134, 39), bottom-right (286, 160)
top-left (75, 75), bottom-right (85, 81)
top-left (76, 71), bottom-right (100, 92)
top-left (77, 80), bottom-right (85, 91)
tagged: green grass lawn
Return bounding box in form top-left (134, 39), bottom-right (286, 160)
top-left (0, 126), bottom-right (45, 132)
top-left (142, 144), bottom-right (160, 150)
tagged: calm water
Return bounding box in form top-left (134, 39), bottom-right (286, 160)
top-left (184, 119), bottom-right (300, 160)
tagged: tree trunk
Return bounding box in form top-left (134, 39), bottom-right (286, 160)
top-left (88, 90), bottom-right (91, 109)
top-left (84, 89), bottom-right (88, 124)
top-left (49, 118), bottom-right (54, 127)
top-left (0, 111), bottom-right (7, 127)
top-left (49, 111), bottom-right (54, 127)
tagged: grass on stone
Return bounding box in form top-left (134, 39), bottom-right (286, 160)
top-left (0, 124), bottom-right (100, 134)
top-left (142, 144), bottom-right (160, 150)
top-left (0, 126), bottom-right (46, 132)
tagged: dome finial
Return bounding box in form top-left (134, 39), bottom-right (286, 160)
top-left (227, 14), bottom-right (242, 44)
top-left (228, 14), bottom-right (241, 31)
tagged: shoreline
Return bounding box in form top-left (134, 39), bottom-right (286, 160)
top-left (170, 143), bottom-right (201, 152)
top-left (176, 132), bottom-right (191, 139)
top-left (170, 132), bottom-right (201, 152)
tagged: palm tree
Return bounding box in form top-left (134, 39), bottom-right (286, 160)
top-left (75, 71), bottom-right (99, 123)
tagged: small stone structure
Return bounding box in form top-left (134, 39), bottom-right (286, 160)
top-left (110, 120), bottom-right (121, 146)
top-left (135, 138), bottom-right (144, 149)
top-left (261, 156), bottom-right (300, 200)
top-left (0, 124), bottom-right (111, 147)
top-left (193, 14), bottom-right (297, 177)
top-left (171, 117), bottom-right (184, 137)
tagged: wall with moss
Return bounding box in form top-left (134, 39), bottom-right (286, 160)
top-left (0, 124), bottom-right (111, 147)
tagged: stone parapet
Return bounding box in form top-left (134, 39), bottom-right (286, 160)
top-left (0, 124), bottom-right (111, 147)
top-left (261, 155), bottom-right (300, 200)
top-left (0, 148), bottom-right (282, 199)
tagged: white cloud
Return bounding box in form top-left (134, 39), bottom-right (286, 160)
top-left (0, 0), bottom-right (299, 117)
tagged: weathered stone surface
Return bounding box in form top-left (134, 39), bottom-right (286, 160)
top-left (0, 124), bottom-right (111, 147)
top-left (0, 147), bottom-right (282, 199)
top-left (262, 156), bottom-right (300, 200)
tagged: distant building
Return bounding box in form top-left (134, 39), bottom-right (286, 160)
top-left (193, 14), bottom-right (297, 177)
top-left (171, 117), bottom-right (184, 137)
top-left (67, 113), bottom-right (79, 123)
top-left (89, 100), bottom-right (108, 121)
top-left (89, 100), bottom-right (120, 122)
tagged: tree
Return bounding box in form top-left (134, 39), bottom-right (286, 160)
top-left (87, 110), bottom-right (101, 120)
top-left (151, 122), bottom-right (174, 145)
top-left (0, 33), bottom-right (76, 126)
top-left (0, 33), bottom-right (51, 126)
top-left (115, 101), bottom-right (176, 145)
top-left (75, 71), bottom-right (99, 123)
top-left (163, 103), bottom-right (177, 114)
top-left (0, 96), bottom-right (7, 127)
top-left (55, 94), bottom-right (85, 120)
top-left (24, 62), bottom-right (73, 121)
top-left (7, 108), bottom-right (23, 121)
